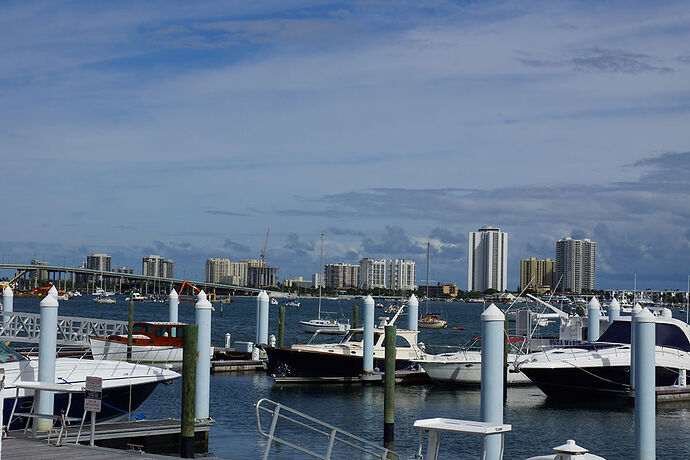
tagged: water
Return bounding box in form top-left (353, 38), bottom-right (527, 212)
top-left (9, 295), bottom-right (690, 458)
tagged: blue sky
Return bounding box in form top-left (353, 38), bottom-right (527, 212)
top-left (2, 0), bottom-right (690, 290)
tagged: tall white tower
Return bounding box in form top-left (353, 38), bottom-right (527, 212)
top-left (467, 226), bottom-right (508, 292)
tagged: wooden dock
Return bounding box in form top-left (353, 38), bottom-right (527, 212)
top-left (2, 436), bottom-right (177, 459)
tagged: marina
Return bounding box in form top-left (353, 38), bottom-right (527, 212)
top-left (0, 293), bottom-right (689, 458)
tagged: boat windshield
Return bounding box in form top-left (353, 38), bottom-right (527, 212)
top-left (598, 320), bottom-right (690, 351)
top-left (0, 342), bottom-right (26, 362)
top-left (132, 324), bottom-right (154, 334)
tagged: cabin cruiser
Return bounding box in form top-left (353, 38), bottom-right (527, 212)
top-left (266, 310), bottom-right (427, 379)
top-left (515, 308), bottom-right (690, 398)
top-left (0, 342), bottom-right (179, 428)
top-left (90, 321), bottom-right (212, 365)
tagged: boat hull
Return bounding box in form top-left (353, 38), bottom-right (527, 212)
top-left (299, 320), bottom-right (349, 335)
top-left (417, 352), bottom-right (530, 385)
top-left (265, 347), bottom-right (416, 378)
top-left (90, 337), bottom-right (183, 363)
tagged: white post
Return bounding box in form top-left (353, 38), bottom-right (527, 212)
top-left (634, 307), bottom-right (656, 460)
top-left (608, 297), bottom-right (621, 325)
top-left (224, 333), bottom-right (232, 349)
top-left (195, 290), bottom-right (212, 420)
top-left (587, 296), bottom-right (601, 342)
top-left (37, 287), bottom-right (59, 431)
top-left (631, 303), bottom-right (643, 389)
top-left (257, 291), bottom-right (269, 345)
top-left (2, 286), bottom-right (13, 325)
top-left (481, 303), bottom-right (505, 460)
top-left (407, 294), bottom-right (419, 336)
top-left (363, 295), bottom-right (375, 375)
top-left (168, 288), bottom-right (179, 337)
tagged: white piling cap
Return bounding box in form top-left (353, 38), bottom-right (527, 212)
top-left (632, 303), bottom-right (643, 315)
top-left (3, 285), bottom-right (13, 297)
top-left (195, 290), bottom-right (212, 310)
top-left (609, 297), bottom-right (620, 311)
top-left (258, 290), bottom-right (269, 301)
top-left (169, 288), bottom-right (178, 299)
top-left (553, 439), bottom-right (589, 455)
top-left (364, 294), bottom-right (374, 305)
top-left (634, 307), bottom-right (655, 323)
top-left (588, 296), bottom-right (601, 310)
top-left (40, 291), bottom-right (59, 307)
top-left (407, 294), bottom-right (418, 307)
top-left (481, 303), bottom-right (504, 321)
top-left (48, 286), bottom-right (58, 297)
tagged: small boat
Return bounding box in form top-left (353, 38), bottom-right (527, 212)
top-left (125, 292), bottom-right (145, 301)
top-left (464, 298), bottom-right (486, 304)
top-left (93, 287), bottom-right (115, 297)
top-left (89, 321), bottom-right (207, 364)
top-left (284, 298), bottom-right (301, 307)
top-left (375, 303), bottom-right (384, 309)
top-left (418, 314), bottom-right (448, 329)
top-left (0, 341), bottom-right (179, 428)
top-left (93, 294), bottom-right (116, 304)
top-left (270, 297), bottom-right (278, 306)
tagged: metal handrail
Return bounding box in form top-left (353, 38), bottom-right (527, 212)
top-left (255, 398), bottom-right (399, 460)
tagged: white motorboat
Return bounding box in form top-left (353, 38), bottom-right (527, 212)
top-left (93, 294), bottom-right (116, 304)
top-left (515, 309), bottom-right (690, 397)
top-left (125, 292), bottom-right (145, 301)
top-left (0, 342), bottom-right (179, 428)
top-left (270, 297), bottom-right (278, 306)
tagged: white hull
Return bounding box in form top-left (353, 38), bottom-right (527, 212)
top-left (300, 319), bottom-right (350, 335)
top-left (90, 337), bottom-right (182, 363)
top-left (415, 351), bottom-right (531, 385)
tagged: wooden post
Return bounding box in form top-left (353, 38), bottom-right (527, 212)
top-left (181, 324), bottom-right (198, 458)
top-left (383, 325), bottom-right (396, 450)
top-left (127, 295), bottom-right (134, 362)
top-left (278, 306), bottom-right (286, 348)
top-left (353, 305), bottom-right (359, 329)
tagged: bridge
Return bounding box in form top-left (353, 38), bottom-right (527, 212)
top-left (0, 263), bottom-right (284, 297)
top-left (0, 311), bottom-right (128, 346)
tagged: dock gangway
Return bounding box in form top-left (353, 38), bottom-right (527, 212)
top-left (0, 312), bottom-right (128, 346)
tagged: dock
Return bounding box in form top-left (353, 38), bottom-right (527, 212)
top-left (211, 359), bottom-right (265, 373)
top-left (273, 369), bottom-right (429, 384)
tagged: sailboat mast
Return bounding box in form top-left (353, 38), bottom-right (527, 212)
top-left (318, 233), bottom-right (324, 319)
top-left (426, 242), bottom-right (430, 314)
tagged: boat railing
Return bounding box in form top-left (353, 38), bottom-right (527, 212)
top-left (255, 398), bottom-right (400, 460)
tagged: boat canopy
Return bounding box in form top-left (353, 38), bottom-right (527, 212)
top-left (597, 319), bottom-right (690, 352)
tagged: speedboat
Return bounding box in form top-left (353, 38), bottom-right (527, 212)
top-left (125, 292), bottom-right (145, 301)
top-left (413, 337), bottom-right (531, 385)
top-left (266, 310), bottom-right (427, 379)
top-left (93, 294), bottom-right (116, 304)
top-left (284, 299), bottom-right (300, 308)
top-left (515, 309), bottom-right (690, 398)
top-left (90, 321), bottom-right (200, 365)
top-left (0, 342), bottom-right (179, 428)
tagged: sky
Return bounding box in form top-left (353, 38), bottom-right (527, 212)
top-left (2, 0), bottom-right (690, 290)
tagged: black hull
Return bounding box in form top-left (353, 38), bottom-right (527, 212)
top-left (265, 347), bottom-right (414, 378)
top-left (3, 381), bottom-right (161, 429)
top-left (522, 364), bottom-right (679, 398)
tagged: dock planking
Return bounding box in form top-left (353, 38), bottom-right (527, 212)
top-left (2, 436), bottom-right (176, 459)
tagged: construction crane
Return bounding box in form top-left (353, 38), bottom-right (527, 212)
top-left (1, 270), bottom-right (27, 289)
top-left (261, 228), bottom-right (270, 265)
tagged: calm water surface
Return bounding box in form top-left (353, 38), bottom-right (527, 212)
top-left (11, 295), bottom-right (690, 459)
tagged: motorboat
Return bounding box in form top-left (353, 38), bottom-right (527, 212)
top-left (93, 294), bottom-right (116, 304)
top-left (299, 317), bottom-right (351, 335)
top-left (270, 297), bottom-right (278, 306)
top-left (0, 341), bottom-right (179, 428)
top-left (266, 309), bottom-right (427, 379)
top-left (89, 321), bottom-right (212, 365)
top-left (125, 292), bottom-right (145, 301)
top-left (284, 299), bottom-right (301, 308)
top-left (418, 314), bottom-right (448, 329)
top-left (515, 308), bottom-right (690, 398)
top-left (93, 287), bottom-right (115, 297)
top-left (413, 337), bottom-right (531, 385)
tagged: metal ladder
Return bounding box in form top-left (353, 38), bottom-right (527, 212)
top-left (255, 398), bottom-right (399, 460)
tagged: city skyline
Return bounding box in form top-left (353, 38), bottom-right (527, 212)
top-left (2, 1), bottom-right (690, 290)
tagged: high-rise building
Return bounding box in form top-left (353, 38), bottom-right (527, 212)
top-left (520, 257), bottom-right (556, 293)
top-left (247, 266), bottom-right (279, 287)
top-left (325, 263), bottom-right (360, 289)
top-left (359, 258), bottom-right (387, 289)
top-left (30, 259), bottom-right (50, 281)
top-left (86, 253), bottom-right (111, 282)
top-left (142, 255), bottom-right (174, 278)
top-left (206, 258), bottom-right (231, 283)
top-left (556, 237), bottom-right (596, 293)
top-left (468, 226), bottom-right (508, 292)
top-left (387, 259), bottom-right (416, 291)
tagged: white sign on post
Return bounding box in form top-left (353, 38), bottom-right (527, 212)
top-left (84, 376), bottom-right (102, 413)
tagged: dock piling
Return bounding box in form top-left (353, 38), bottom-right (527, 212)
top-left (587, 296), bottom-right (601, 342)
top-left (406, 294), bottom-right (418, 336)
top-left (2, 285), bottom-right (13, 325)
top-left (195, 290), bottom-right (212, 420)
top-left (353, 305), bottom-right (359, 329)
top-left (608, 297), bottom-right (621, 324)
top-left (383, 325), bottom-right (396, 450)
top-left (634, 307), bottom-right (656, 460)
top-left (127, 295), bottom-right (134, 362)
top-left (37, 287), bottom-right (59, 431)
top-left (168, 288), bottom-right (179, 335)
top-left (257, 291), bottom-right (269, 345)
top-left (480, 303), bottom-right (505, 460)
top-left (278, 306), bottom-right (286, 348)
top-left (630, 303), bottom-right (642, 390)
top-left (181, 324), bottom-right (198, 458)
top-left (363, 295), bottom-right (375, 375)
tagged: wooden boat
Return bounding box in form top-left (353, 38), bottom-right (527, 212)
top-left (89, 321), bottom-right (189, 364)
